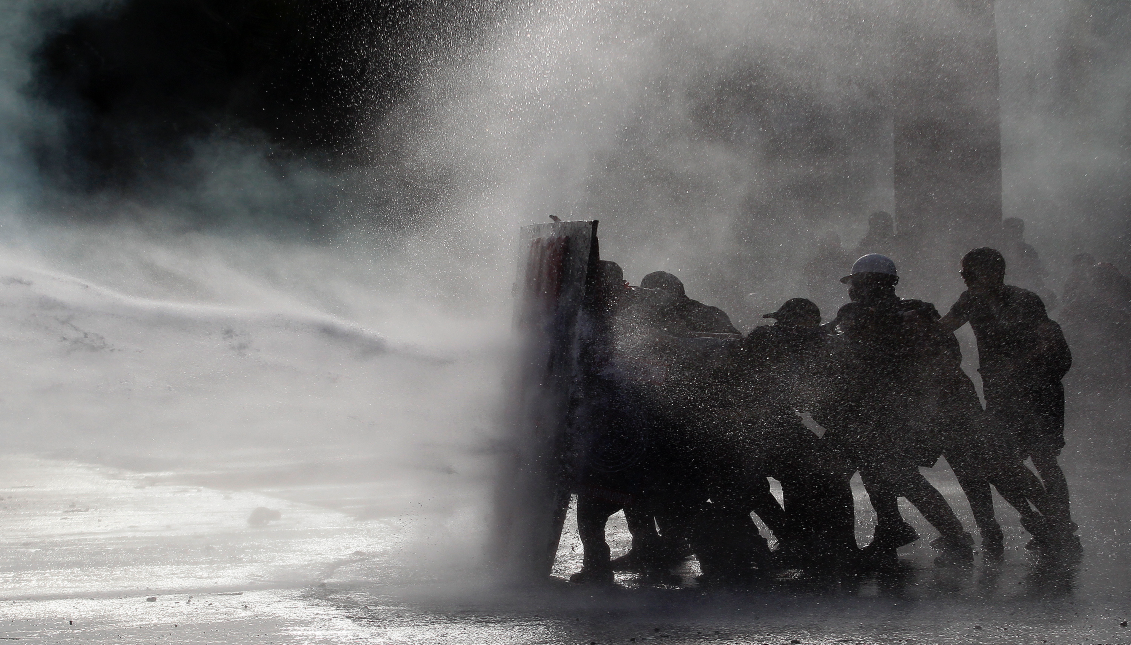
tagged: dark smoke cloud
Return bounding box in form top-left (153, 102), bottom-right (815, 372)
top-left (20, 0), bottom-right (519, 233)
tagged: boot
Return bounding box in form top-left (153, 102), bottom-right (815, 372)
top-left (930, 532), bottom-right (975, 564)
top-left (569, 566), bottom-right (613, 585)
top-left (1031, 519), bottom-right (1083, 562)
top-left (860, 521), bottom-right (918, 571)
top-left (1020, 515), bottom-right (1061, 553)
top-left (609, 532), bottom-right (687, 572)
top-left (980, 525), bottom-right (1004, 560)
top-left (570, 542), bottom-right (614, 585)
top-left (690, 505), bottom-right (769, 588)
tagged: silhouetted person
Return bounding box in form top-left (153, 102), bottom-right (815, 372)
top-left (1089, 263), bottom-right (1131, 385)
top-left (940, 248), bottom-right (1080, 557)
top-left (804, 232), bottom-right (855, 319)
top-left (632, 271), bottom-right (738, 336)
top-left (853, 211), bottom-right (898, 260)
top-left (732, 298), bottom-right (859, 573)
top-left (571, 260), bottom-right (647, 584)
top-left (1062, 256), bottom-right (1131, 388)
top-left (821, 254), bottom-right (973, 568)
top-left (605, 270), bottom-right (739, 579)
top-left (927, 314), bottom-right (1058, 559)
top-left (1092, 262), bottom-right (1131, 310)
top-left (687, 300), bottom-right (819, 586)
top-left (1062, 253), bottom-right (1097, 309)
top-left (570, 261), bottom-right (711, 584)
top-left (1001, 218), bottom-right (1056, 309)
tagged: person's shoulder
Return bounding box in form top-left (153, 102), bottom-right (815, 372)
top-left (897, 298), bottom-right (940, 319)
top-left (828, 302), bottom-right (861, 331)
top-left (706, 305), bottom-right (739, 333)
top-left (1004, 285), bottom-right (1049, 317)
top-left (683, 298), bottom-right (738, 333)
top-left (699, 302), bottom-right (730, 317)
top-left (1004, 284), bottom-right (1041, 301)
top-left (740, 324), bottom-right (773, 352)
top-left (745, 324), bottom-right (773, 340)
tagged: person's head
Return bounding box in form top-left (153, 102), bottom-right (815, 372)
top-left (594, 260), bottom-right (625, 305)
top-left (763, 298), bottom-right (821, 329)
top-left (1071, 253), bottom-right (1096, 270)
top-left (867, 211), bottom-right (895, 239)
top-left (841, 254), bottom-right (899, 303)
top-left (597, 260), bottom-right (623, 287)
top-left (1002, 217), bottom-right (1025, 242)
top-left (1093, 262), bottom-right (1125, 290)
top-left (640, 270), bottom-right (685, 308)
top-left (960, 247), bottom-right (1006, 292)
top-left (817, 231), bottom-right (842, 252)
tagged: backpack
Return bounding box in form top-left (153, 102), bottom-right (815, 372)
top-left (1038, 319), bottom-right (1072, 381)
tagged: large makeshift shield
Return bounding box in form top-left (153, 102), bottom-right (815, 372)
top-left (492, 220), bottom-right (599, 581)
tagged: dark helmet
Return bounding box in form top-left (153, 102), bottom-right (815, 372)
top-left (841, 253), bottom-right (898, 284)
top-left (763, 298), bottom-right (821, 328)
top-left (640, 271), bottom-right (685, 297)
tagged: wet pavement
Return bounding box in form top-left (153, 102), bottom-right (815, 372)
top-left (2, 451), bottom-right (1129, 644)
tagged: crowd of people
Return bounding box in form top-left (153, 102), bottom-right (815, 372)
top-left (565, 243), bottom-right (1091, 587)
top-left (1062, 252), bottom-right (1131, 389)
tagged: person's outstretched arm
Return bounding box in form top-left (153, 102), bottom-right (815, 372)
top-left (938, 291), bottom-right (971, 333)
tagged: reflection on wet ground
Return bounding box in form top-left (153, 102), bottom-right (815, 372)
top-left (1, 452), bottom-right (1129, 644)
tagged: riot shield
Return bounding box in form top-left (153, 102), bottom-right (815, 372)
top-left (492, 219), bottom-right (599, 581)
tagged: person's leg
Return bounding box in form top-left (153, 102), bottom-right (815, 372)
top-left (897, 465), bottom-right (969, 543)
top-left (609, 489), bottom-right (689, 572)
top-left (612, 503), bottom-right (691, 582)
top-left (610, 414), bottom-right (684, 571)
top-left (1030, 446), bottom-right (1076, 533)
top-left (994, 459), bottom-right (1046, 508)
top-left (985, 461), bottom-right (1052, 535)
top-left (778, 441), bottom-right (859, 569)
top-left (947, 449), bottom-right (1003, 554)
top-left (818, 472), bottom-right (861, 564)
top-left (776, 474), bottom-right (813, 563)
top-left (624, 504), bottom-right (660, 547)
top-left (608, 503), bottom-right (670, 572)
top-left (689, 502), bottom-right (771, 586)
top-left (973, 389), bottom-right (1059, 545)
top-left (572, 495), bottom-right (622, 582)
top-left (780, 472), bottom-right (857, 567)
top-left (817, 447), bottom-right (862, 564)
top-left (859, 466), bottom-right (917, 552)
top-left (653, 488), bottom-right (701, 559)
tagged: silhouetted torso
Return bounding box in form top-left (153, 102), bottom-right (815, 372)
top-left (735, 324), bottom-right (826, 418)
top-left (945, 286), bottom-right (1053, 375)
top-left (823, 295), bottom-right (947, 466)
top-left (1003, 240), bottom-right (1049, 296)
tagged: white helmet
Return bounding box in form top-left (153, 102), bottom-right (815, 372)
top-left (841, 253), bottom-right (898, 283)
